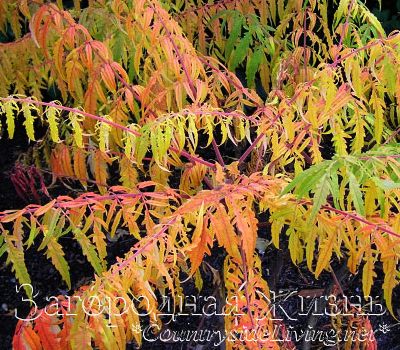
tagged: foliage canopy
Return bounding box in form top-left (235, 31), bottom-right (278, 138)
top-left (0, 0), bottom-right (400, 349)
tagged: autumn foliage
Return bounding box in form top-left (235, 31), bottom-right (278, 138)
top-left (0, 0), bottom-right (399, 349)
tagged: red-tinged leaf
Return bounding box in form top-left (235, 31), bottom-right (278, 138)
top-left (61, 24), bottom-right (74, 47)
top-left (146, 192), bottom-right (169, 199)
top-left (144, 200), bottom-right (168, 207)
top-left (73, 148), bottom-right (88, 188)
top-left (360, 224), bottom-right (376, 233)
top-left (35, 314), bottom-right (63, 350)
top-left (75, 24), bottom-right (91, 41)
top-left (91, 151), bottom-right (110, 194)
top-left (34, 200), bottom-right (57, 217)
top-left (125, 89), bottom-right (135, 112)
top-left (109, 185), bottom-right (130, 193)
top-left (111, 62), bottom-right (129, 82)
top-left (330, 83), bottom-right (352, 113)
top-left (84, 85), bottom-right (97, 116)
top-left (56, 195), bottom-right (73, 203)
top-left (364, 320), bottom-right (378, 350)
top-left (29, 5), bottom-right (48, 47)
top-left (101, 64), bottom-right (116, 91)
top-left (60, 144), bottom-right (75, 177)
top-left (90, 41), bottom-right (109, 60)
top-left (50, 145), bottom-right (74, 179)
top-left (92, 203), bottom-right (107, 214)
top-left (58, 302), bottom-right (74, 350)
top-left (38, 16), bottom-right (54, 51)
top-left (53, 40), bottom-right (65, 78)
top-left (84, 42), bottom-right (93, 69)
top-left (1, 210), bottom-right (26, 223)
top-left (13, 321), bottom-right (42, 350)
top-left (136, 181), bottom-right (158, 189)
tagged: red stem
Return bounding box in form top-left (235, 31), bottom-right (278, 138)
top-left (112, 217), bottom-right (177, 275)
top-left (212, 139), bottom-right (225, 167)
top-left (294, 198), bottom-right (400, 239)
top-left (321, 203), bottom-right (400, 239)
top-left (329, 33), bottom-right (400, 68)
top-left (237, 132), bottom-right (264, 166)
top-left (237, 79), bottom-right (316, 166)
top-left (150, 2), bottom-right (197, 100)
top-left (0, 96), bottom-right (216, 169)
top-left (198, 55), bottom-right (262, 107)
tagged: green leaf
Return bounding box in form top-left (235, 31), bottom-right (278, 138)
top-left (5, 236), bottom-right (32, 298)
top-left (135, 125), bottom-right (150, 165)
top-left (383, 58), bottom-right (396, 94)
top-left (348, 172), bottom-right (365, 216)
top-left (112, 31), bottom-right (126, 63)
top-left (0, 236), bottom-right (6, 259)
top-left (229, 32), bottom-right (251, 71)
top-left (372, 177), bottom-right (400, 191)
top-left (334, 0), bottom-right (350, 27)
top-left (225, 13), bottom-right (243, 60)
top-left (309, 173), bottom-right (331, 223)
top-left (73, 228), bottom-right (104, 276)
top-left (246, 47), bottom-right (263, 88)
top-left (46, 237), bottom-right (71, 289)
top-left (329, 165), bottom-right (340, 208)
top-left (281, 161), bottom-right (330, 197)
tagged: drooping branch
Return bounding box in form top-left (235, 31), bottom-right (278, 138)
top-left (0, 96), bottom-right (216, 169)
top-left (149, 1), bottom-right (197, 100)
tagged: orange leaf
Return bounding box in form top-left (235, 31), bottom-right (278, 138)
top-left (210, 203), bottom-right (240, 259)
top-left (189, 214), bottom-right (213, 273)
top-left (101, 64), bottom-right (116, 91)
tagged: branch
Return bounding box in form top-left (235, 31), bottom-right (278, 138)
top-left (212, 139), bottom-right (225, 167)
top-left (329, 32), bottom-right (400, 68)
top-left (0, 96), bottom-right (216, 169)
top-left (112, 217), bottom-right (177, 275)
top-left (198, 55), bottom-right (262, 107)
top-left (237, 79), bottom-right (316, 166)
top-left (149, 1), bottom-right (197, 100)
top-left (294, 198), bottom-right (400, 239)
